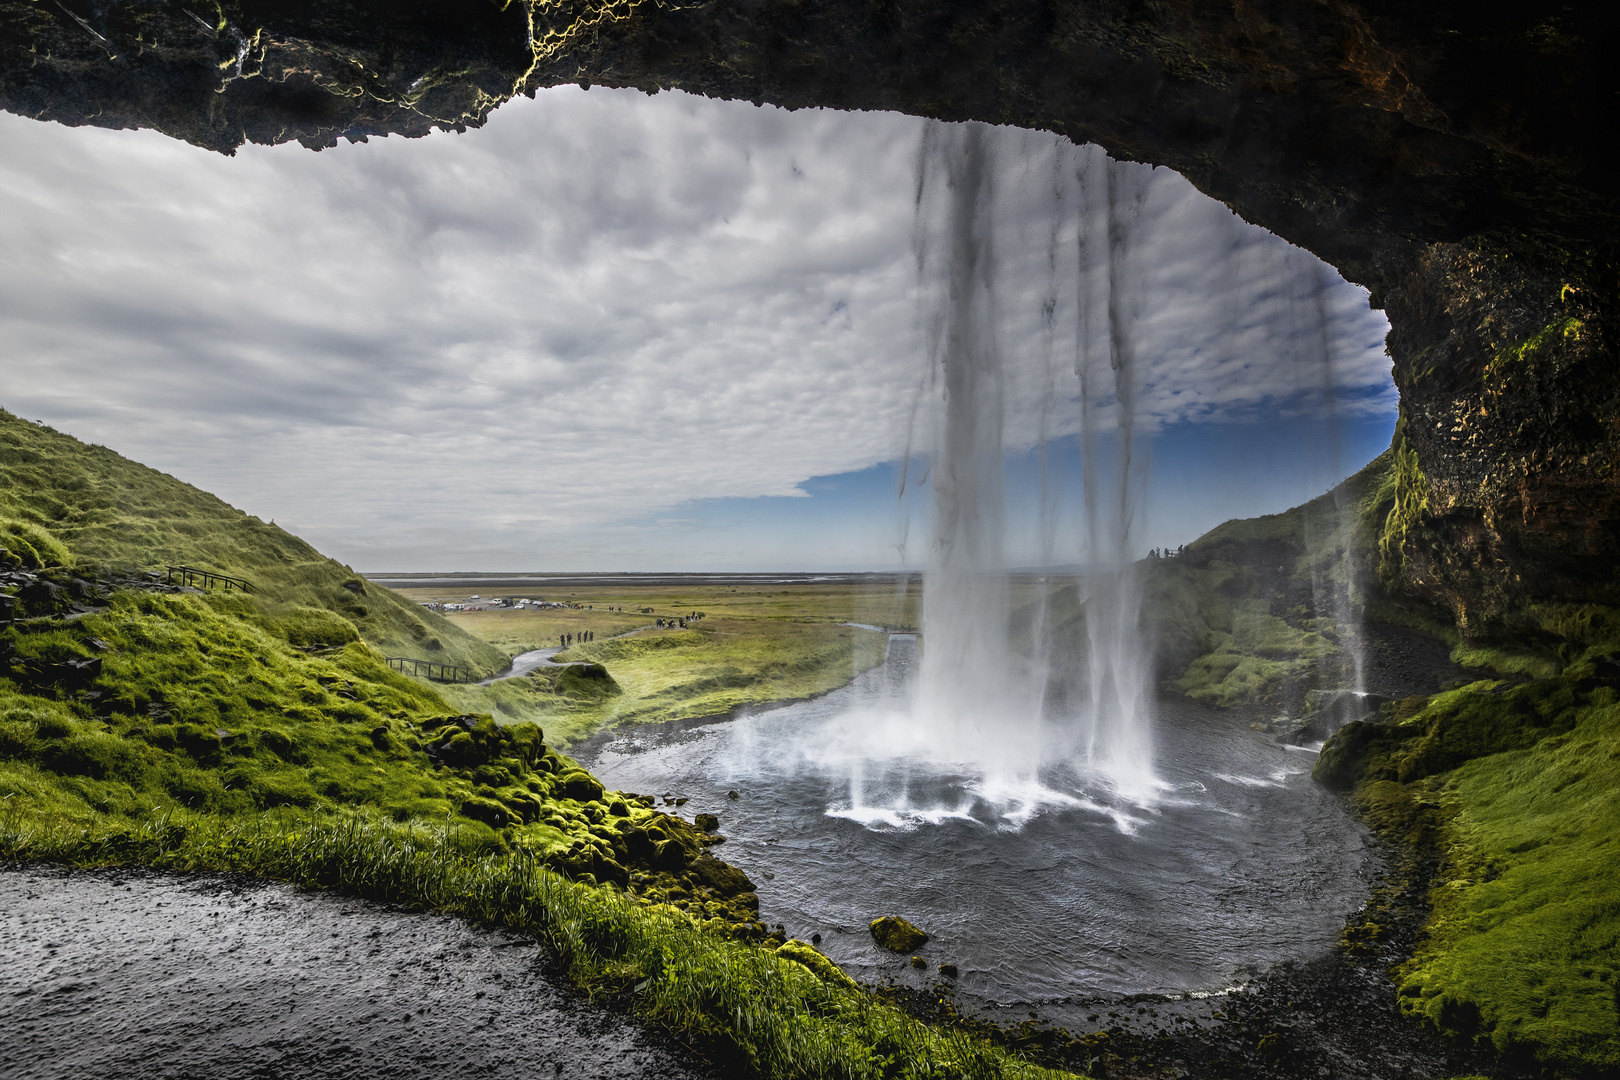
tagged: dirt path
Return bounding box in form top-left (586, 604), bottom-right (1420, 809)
top-left (480, 625), bottom-right (656, 685)
top-left (0, 865), bottom-right (715, 1080)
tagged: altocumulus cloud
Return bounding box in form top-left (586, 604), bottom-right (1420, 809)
top-left (0, 88), bottom-right (1392, 569)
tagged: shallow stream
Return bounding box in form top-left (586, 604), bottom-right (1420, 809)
top-left (580, 636), bottom-right (1372, 1022)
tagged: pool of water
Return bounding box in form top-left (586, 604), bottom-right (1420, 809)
top-left (579, 636), bottom-right (1371, 1013)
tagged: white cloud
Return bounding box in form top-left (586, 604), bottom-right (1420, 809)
top-left (0, 91), bottom-right (1392, 569)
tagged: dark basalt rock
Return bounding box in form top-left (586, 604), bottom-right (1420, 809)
top-left (3, 2), bottom-right (1616, 640)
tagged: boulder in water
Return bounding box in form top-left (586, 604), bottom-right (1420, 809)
top-left (869, 915), bottom-right (929, 952)
top-left (693, 812), bottom-right (719, 832)
top-left (689, 852), bottom-right (754, 894)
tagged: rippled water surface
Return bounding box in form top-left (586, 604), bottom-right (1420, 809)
top-left (581, 637), bottom-right (1371, 1008)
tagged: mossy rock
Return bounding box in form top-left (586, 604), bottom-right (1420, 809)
top-left (1314, 719), bottom-right (1404, 791)
top-left (616, 824), bottom-right (657, 862)
top-left (652, 838), bottom-right (691, 871)
top-left (459, 795), bottom-right (519, 829)
top-left (557, 771), bottom-right (605, 802)
top-left (689, 852), bottom-right (755, 895)
top-left (870, 915), bottom-right (929, 953)
top-left (499, 789), bottom-right (544, 823)
top-left (776, 939), bottom-right (859, 989)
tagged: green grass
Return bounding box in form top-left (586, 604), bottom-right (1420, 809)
top-left (0, 409), bottom-right (505, 674)
top-left (431, 606), bottom-right (651, 653)
top-left (0, 805), bottom-right (1078, 1080)
top-left (1317, 656), bottom-right (1620, 1074)
top-left (1141, 450), bottom-right (1388, 706)
top-left (427, 600), bottom-right (895, 746)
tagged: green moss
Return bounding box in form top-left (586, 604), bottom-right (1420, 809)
top-left (1378, 417), bottom-right (1431, 585)
top-left (1319, 671), bottom-right (1620, 1074)
top-left (1397, 692), bottom-right (1620, 1073)
top-left (1449, 642), bottom-right (1560, 681)
top-left (1482, 315), bottom-right (1584, 383)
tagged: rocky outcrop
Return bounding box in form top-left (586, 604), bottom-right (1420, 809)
top-left (1379, 243), bottom-right (1620, 635)
top-left (3, 2), bottom-right (1615, 641)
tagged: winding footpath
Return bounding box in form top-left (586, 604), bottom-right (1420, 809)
top-left (478, 625), bottom-right (657, 686)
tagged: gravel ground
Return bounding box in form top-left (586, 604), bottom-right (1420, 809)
top-left (0, 865), bottom-right (717, 1080)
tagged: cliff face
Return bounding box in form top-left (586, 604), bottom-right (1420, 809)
top-left (4, 0), bottom-right (1616, 638)
top-left (1381, 242), bottom-right (1619, 634)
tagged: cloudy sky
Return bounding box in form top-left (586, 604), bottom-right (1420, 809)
top-left (0, 87), bottom-right (1395, 571)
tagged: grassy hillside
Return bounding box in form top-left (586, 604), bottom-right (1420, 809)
top-left (0, 410), bottom-right (504, 674)
top-left (1142, 449), bottom-right (1390, 708)
top-left (0, 408), bottom-right (1076, 1080)
top-left (1315, 661), bottom-right (1620, 1074)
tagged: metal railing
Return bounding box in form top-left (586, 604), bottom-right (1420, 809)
top-left (166, 565), bottom-right (256, 593)
top-left (385, 656), bottom-right (475, 683)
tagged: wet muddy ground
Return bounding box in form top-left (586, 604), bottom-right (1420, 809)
top-left (0, 865), bottom-right (716, 1080)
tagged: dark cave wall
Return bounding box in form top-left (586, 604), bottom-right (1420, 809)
top-left (3, 0), bottom-right (1617, 636)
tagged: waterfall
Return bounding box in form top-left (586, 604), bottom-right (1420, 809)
top-left (910, 123), bottom-right (1047, 791)
top-left (860, 122), bottom-right (1162, 825)
top-left (1063, 139), bottom-right (1157, 802)
top-left (1293, 251), bottom-right (1368, 702)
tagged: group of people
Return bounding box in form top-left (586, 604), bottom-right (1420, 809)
top-left (654, 611), bottom-right (705, 630)
top-left (559, 630), bottom-right (595, 648)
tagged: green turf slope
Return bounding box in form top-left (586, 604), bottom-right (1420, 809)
top-left (0, 409), bottom-right (504, 673)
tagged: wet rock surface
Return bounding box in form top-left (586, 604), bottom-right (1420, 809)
top-left (0, 865), bottom-right (716, 1080)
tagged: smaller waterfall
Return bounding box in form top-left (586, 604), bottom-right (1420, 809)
top-left (1294, 252), bottom-right (1368, 700)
